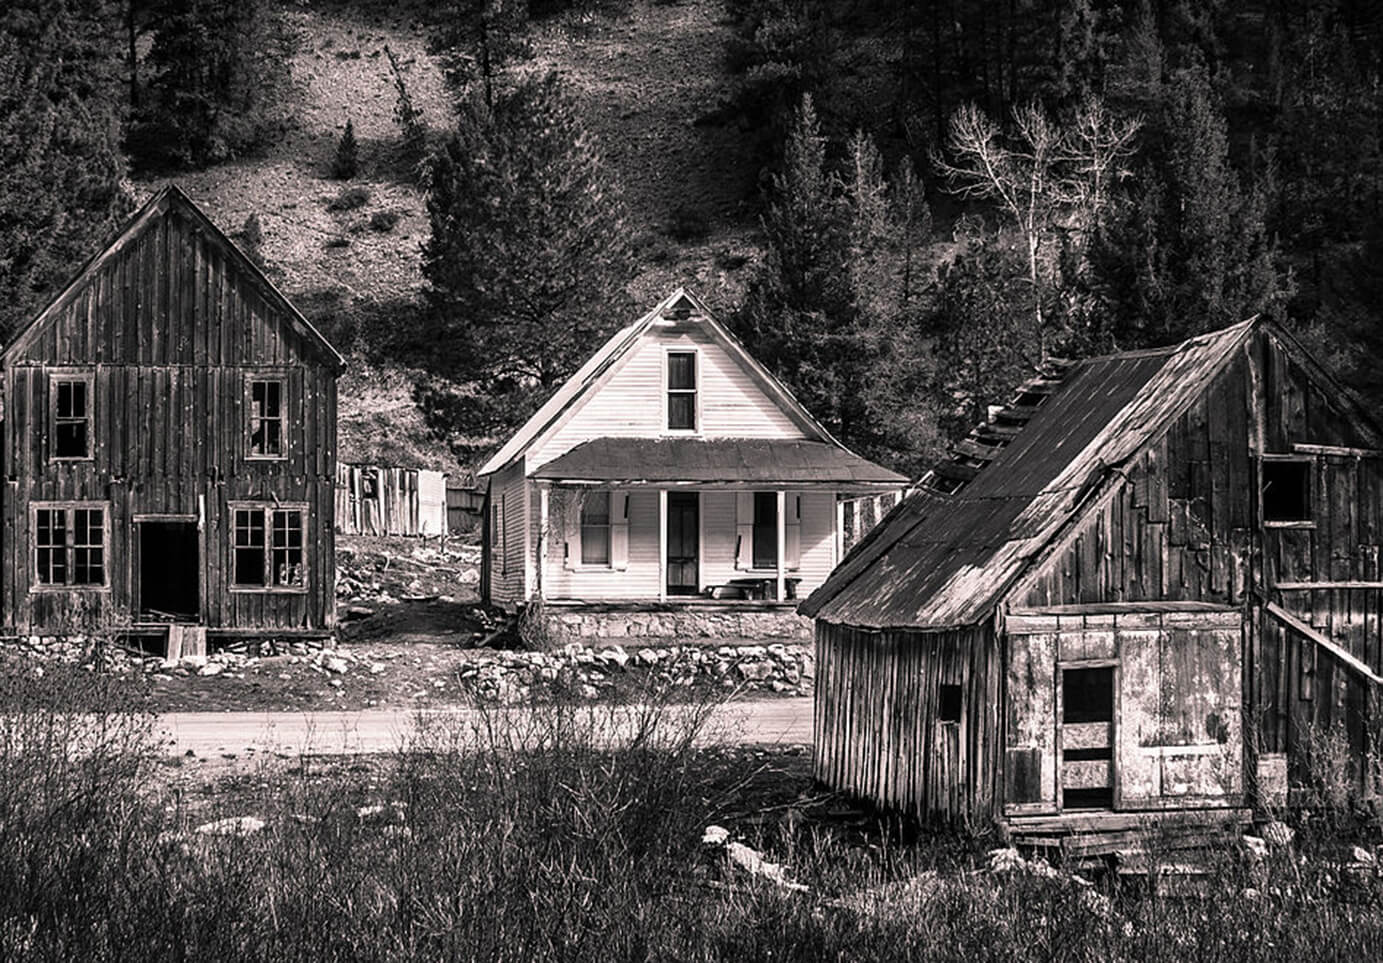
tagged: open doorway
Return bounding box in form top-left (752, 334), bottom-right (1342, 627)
top-left (137, 521), bottom-right (200, 621)
top-left (1061, 666), bottom-right (1115, 810)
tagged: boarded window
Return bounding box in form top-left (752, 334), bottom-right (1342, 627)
top-left (939, 684), bottom-right (962, 723)
top-left (249, 379), bottom-right (285, 457)
top-left (1262, 459), bottom-right (1311, 523)
top-left (580, 492), bottom-right (611, 566)
top-left (53, 378), bottom-right (91, 459)
top-left (34, 505), bottom-right (105, 586)
top-left (667, 352), bottom-right (696, 430)
top-left (233, 506), bottom-right (307, 589)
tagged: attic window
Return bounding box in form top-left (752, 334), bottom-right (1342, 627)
top-left (667, 351), bottom-right (697, 431)
top-left (1262, 458), bottom-right (1312, 524)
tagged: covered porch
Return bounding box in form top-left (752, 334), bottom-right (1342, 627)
top-left (528, 437), bottom-right (905, 606)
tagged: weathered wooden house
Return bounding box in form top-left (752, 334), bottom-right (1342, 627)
top-left (801, 319), bottom-right (1383, 838)
top-left (1, 186), bottom-right (345, 648)
top-left (478, 288), bottom-right (905, 641)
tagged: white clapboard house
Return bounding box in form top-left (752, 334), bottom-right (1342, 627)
top-left (477, 289), bottom-right (905, 639)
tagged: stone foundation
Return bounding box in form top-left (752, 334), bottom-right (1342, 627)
top-left (540, 603), bottom-right (813, 643)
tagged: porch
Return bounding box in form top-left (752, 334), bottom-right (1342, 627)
top-left (538, 597), bottom-right (813, 643)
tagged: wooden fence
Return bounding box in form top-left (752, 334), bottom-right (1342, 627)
top-left (335, 464), bottom-right (449, 537)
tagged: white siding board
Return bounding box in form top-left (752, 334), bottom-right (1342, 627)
top-left (529, 325), bottom-right (807, 469)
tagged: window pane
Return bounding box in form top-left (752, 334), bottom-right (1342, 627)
top-left (668, 394), bottom-right (696, 430)
top-left (580, 492), bottom-right (610, 526)
top-left (667, 353), bottom-right (695, 389)
top-left (264, 419), bottom-right (282, 455)
top-left (582, 526), bottom-right (610, 565)
top-left (36, 509), bottom-right (67, 584)
top-left (233, 509), bottom-right (266, 585)
top-left (271, 510), bottom-right (305, 586)
top-left (56, 382), bottom-right (73, 418)
top-left (753, 492), bottom-right (777, 569)
top-left (55, 422), bottom-right (87, 458)
top-left (70, 382), bottom-right (85, 418)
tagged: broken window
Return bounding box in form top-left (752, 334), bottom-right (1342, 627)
top-left (1063, 667), bottom-right (1114, 724)
top-left (1262, 458), bottom-right (1312, 523)
top-left (939, 684), bottom-right (963, 723)
top-left (232, 506), bottom-right (306, 589)
top-left (33, 504), bottom-right (105, 587)
top-left (248, 379), bottom-right (285, 458)
top-left (580, 491), bottom-right (611, 566)
top-left (667, 351), bottom-right (697, 431)
top-left (52, 376), bottom-right (91, 459)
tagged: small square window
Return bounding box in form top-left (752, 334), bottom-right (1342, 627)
top-left (939, 684), bottom-right (962, 723)
top-left (1263, 459), bottom-right (1311, 523)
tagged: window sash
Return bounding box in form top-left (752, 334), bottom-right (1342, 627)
top-left (52, 378), bottom-right (91, 459)
top-left (232, 506), bottom-right (306, 590)
top-left (33, 505), bottom-right (105, 587)
top-left (580, 492), bottom-right (612, 566)
top-left (667, 352), bottom-right (697, 430)
top-left (248, 379), bottom-right (286, 457)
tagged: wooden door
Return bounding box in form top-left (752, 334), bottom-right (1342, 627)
top-left (666, 492), bottom-right (699, 595)
top-left (1059, 666), bottom-right (1116, 810)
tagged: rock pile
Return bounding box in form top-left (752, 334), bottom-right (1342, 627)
top-left (459, 642), bottom-right (814, 702)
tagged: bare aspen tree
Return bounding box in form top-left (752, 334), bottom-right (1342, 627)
top-left (934, 97), bottom-right (1139, 358)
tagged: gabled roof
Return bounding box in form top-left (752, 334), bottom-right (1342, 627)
top-left (530, 437), bottom-right (906, 487)
top-left (800, 320), bottom-right (1263, 629)
top-left (478, 287), bottom-right (840, 477)
top-left (2, 185), bottom-right (346, 372)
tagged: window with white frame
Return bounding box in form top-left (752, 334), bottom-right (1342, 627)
top-left (580, 491), bottom-right (611, 566)
top-left (232, 505), bottom-right (306, 589)
top-left (33, 504), bottom-right (107, 588)
top-left (666, 351), bottom-right (697, 431)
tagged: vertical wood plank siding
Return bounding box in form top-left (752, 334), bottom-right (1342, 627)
top-left (2, 196), bottom-right (339, 635)
top-left (814, 620), bottom-right (1002, 825)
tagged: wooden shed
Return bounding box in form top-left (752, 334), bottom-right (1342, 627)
top-left (801, 319), bottom-right (1383, 840)
top-left (0, 186), bottom-right (345, 646)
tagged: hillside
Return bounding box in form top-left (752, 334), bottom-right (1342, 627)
top-left (135, 0), bottom-right (764, 474)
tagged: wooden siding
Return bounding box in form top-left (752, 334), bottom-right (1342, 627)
top-left (814, 621), bottom-right (1003, 825)
top-left (529, 319), bottom-right (807, 469)
top-left (484, 461), bottom-right (527, 605)
top-left (1005, 610), bottom-right (1243, 815)
top-left (2, 193), bottom-right (338, 635)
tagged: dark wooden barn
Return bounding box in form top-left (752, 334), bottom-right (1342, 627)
top-left (0, 186), bottom-right (345, 648)
top-left (800, 319), bottom-right (1383, 841)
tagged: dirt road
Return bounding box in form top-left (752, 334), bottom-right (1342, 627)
top-left (155, 697), bottom-right (814, 757)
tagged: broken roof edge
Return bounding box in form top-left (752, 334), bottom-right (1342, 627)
top-left (799, 317), bottom-right (1262, 628)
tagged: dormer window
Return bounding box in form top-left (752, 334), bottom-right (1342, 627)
top-left (667, 351), bottom-right (697, 431)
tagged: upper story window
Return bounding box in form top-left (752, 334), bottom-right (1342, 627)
top-left (1263, 458), bottom-right (1312, 525)
top-left (33, 504), bottom-right (107, 588)
top-left (248, 378), bottom-right (285, 459)
top-left (51, 375), bottom-right (92, 460)
top-left (232, 504), bottom-right (306, 590)
top-left (666, 351), bottom-right (697, 431)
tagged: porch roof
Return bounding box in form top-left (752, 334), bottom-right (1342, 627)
top-left (530, 437), bottom-right (906, 488)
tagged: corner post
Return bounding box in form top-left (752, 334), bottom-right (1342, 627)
top-left (537, 484), bottom-right (549, 601)
top-left (658, 489), bottom-right (668, 602)
top-left (776, 489), bottom-right (786, 601)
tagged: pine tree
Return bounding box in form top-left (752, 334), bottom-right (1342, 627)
top-left (428, 0), bottom-right (530, 108)
top-left (332, 120), bottom-right (359, 180)
top-left (0, 1), bottom-right (129, 341)
top-left (421, 73), bottom-right (636, 452)
top-left (130, 0), bottom-right (295, 170)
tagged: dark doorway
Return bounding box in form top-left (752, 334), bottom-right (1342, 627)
top-left (666, 492), bottom-right (699, 596)
top-left (1061, 666), bottom-right (1115, 810)
top-left (138, 521), bottom-right (200, 620)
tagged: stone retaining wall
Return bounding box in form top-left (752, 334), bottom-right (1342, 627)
top-left (541, 605), bottom-right (813, 643)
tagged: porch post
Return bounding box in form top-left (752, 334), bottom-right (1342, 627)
top-left (775, 489), bottom-right (786, 602)
top-left (658, 489), bottom-right (668, 602)
top-left (537, 484), bottom-right (549, 601)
